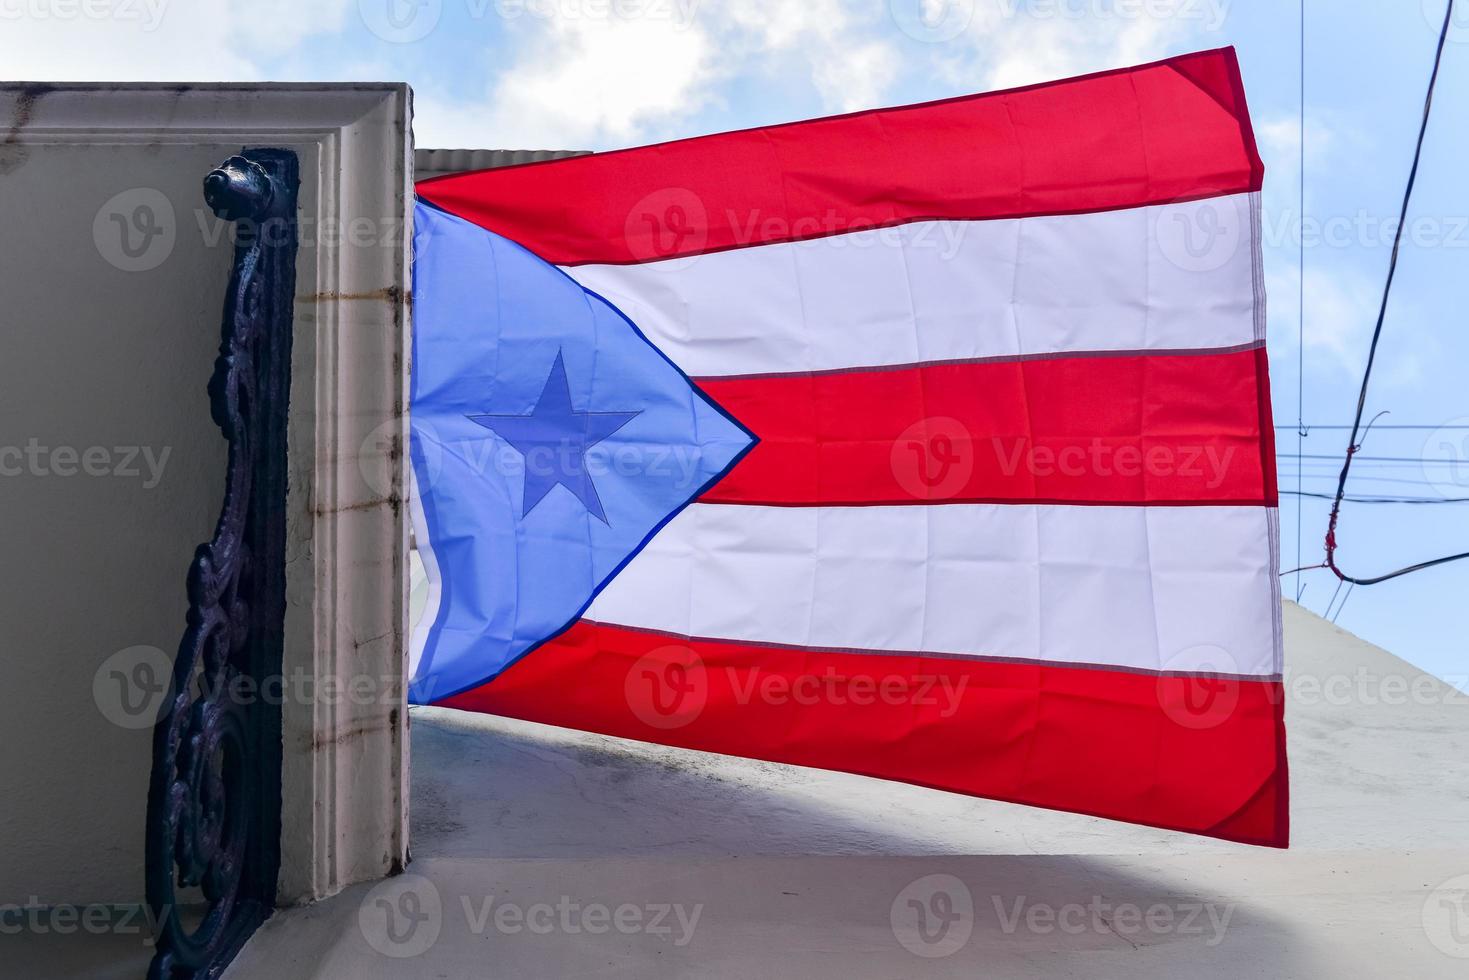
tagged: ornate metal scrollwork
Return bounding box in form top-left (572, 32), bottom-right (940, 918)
top-left (146, 149), bottom-right (298, 980)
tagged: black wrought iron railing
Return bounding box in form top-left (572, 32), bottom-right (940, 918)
top-left (144, 149), bottom-right (298, 980)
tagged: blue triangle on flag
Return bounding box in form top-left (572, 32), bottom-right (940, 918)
top-left (407, 201), bottom-right (755, 705)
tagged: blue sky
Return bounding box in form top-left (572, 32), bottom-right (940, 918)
top-left (5, 0), bottom-right (1465, 688)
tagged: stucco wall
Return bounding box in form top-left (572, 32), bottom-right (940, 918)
top-left (0, 139), bottom-right (236, 904)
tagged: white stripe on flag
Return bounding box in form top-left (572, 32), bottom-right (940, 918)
top-left (585, 502), bottom-right (1280, 677)
top-left (565, 194), bottom-right (1260, 379)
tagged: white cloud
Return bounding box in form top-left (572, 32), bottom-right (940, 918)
top-left (933, 0), bottom-right (1221, 93)
top-left (466, 13), bottom-right (716, 148)
top-left (812, 39), bottom-right (899, 112)
top-left (233, 0), bottom-right (352, 55)
top-left (0, 0), bottom-right (1227, 162)
top-left (1270, 257), bottom-right (1428, 396)
top-left (0, 0), bottom-right (350, 81)
top-left (724, 0), bottom-right (899, 112)
top-left (419, 0), bottom-right (904, 150)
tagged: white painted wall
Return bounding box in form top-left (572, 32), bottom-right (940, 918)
top-left (0, 84), bottom-right (412, 913)
top-left (0, 137), bottom-right (237, 905)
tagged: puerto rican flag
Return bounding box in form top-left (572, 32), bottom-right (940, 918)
top-left (410, 47), bottom-right (1287, 847)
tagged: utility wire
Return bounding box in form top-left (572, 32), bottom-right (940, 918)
top-left (1330, 582), bottom-right (1356, 623)
top-left (1286, 491), bottom-right (1469, 504)
top-left (1324, 575), bottom-right (1345, 619)
top-left (1286, 455), bottom-right (1469, 467)
top-left (1295, 0), bottom-right (1307, 602)
top-left (1323, 0), bottom-right (1467, 587)
top-left (1277, 424), bottom-right (1469, 430)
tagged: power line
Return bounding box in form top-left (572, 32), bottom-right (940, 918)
top-left (1284, 490), bottom-right (1469, 504)
top-left (1324, 574), bottom-right (1345, 620)
top-left (1287, 474), bottom-right (1464, 488)
top-left (1286, 455), bottom-right (1469, 467)
top-left (1330, 581), bottom-right (1356, 623)
top-left (1295, 0), bottom-right (1306, 602)
top-left (1276, 424), bottom-right (1469, 430)
top-left (1323, 0), bottom-right (1467, 587)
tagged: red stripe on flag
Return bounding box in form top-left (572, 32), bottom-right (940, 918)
top-left (695, 346), bottom-right (1278, 507)
top-left (437, 620), bottom-right (1289, 847)
top-left (417, 48), bottom-right (1263, 266)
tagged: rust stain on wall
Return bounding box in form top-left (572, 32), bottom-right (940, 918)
top-left (0, 85), bottom-right (58, 176)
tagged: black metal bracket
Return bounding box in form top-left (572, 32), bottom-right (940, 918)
top-left (145, 149), bottom-right (298, 980)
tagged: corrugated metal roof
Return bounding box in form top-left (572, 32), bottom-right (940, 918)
top-left (414, 148), bottom-right (586, 182)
